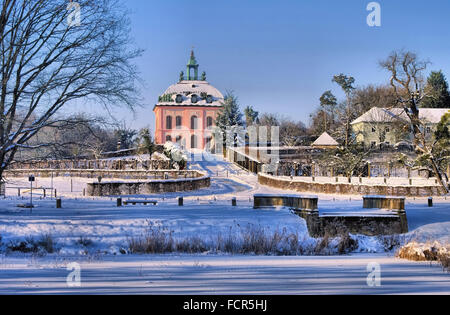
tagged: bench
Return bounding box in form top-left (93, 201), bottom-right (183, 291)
top-left (123, 200), bottom-right (158, 206)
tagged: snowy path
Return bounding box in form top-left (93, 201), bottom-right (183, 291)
top-left (0, 254), bottom-right (448, 295)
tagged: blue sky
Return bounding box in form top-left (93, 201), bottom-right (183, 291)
top-left (84, 0), bottom-right (450, 131)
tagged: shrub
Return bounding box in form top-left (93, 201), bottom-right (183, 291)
top-left (439, 254), bottom-right (450, 272)
top-left (377, 235), bottom-right (401, 251)
top-left (337, 233), bottom-right (358, 254)
top-left (7, 234), bottom-right (58, 254)
top-left (76, 237), bottom-right (93, 248)
top-left (397, 241), bottom-right (450, 272)
top-left (127, 224), bottom-right (174, 254)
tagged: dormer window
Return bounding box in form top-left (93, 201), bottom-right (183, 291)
top-left (176, 94), bottom-right (183, 103)
top-left (206, 95), bottom-right (213, 104)
top-left (191, 94), bottom-right (198, 104)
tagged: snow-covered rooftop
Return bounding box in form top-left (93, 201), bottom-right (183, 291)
top-left (351, 107), bottom-right (450, 125)
top-left (157, 80), bottom-right (224, 107)
top-left (312, 132), bottom-right (339, 147)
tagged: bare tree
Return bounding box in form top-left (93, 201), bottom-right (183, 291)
top-left (279, 118), bottom-right (306, 147)
top-left (380, 50), bottom-right (449, 192)
top-left (0, 0), bottom-right (141, 178)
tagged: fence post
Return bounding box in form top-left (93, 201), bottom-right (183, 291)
top-left (178, 197), bottom-right (184, 207)
top-left (56, 199), bottom-right (62, 209)
top-left (117, 198), bottom-right (122, 207)
top-left (232, 197), bottom-right (237, 207)
top-left (428, 197), bottom-right (433, 207)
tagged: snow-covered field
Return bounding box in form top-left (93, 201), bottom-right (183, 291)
top-left (0, 155), bottom-right (448, 294)
top-left (0, 254), bottom-right (449, 295)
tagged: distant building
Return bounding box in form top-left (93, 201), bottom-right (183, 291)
top-left (153, 50), bottom-right (224, 150)
top-left (351, 107), bottom-right (449, 149)
top-left (311, 132), bottom-right (339, 149)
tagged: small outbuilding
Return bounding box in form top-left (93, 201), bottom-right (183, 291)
top-left (311, 132), bottom-right (339, 149)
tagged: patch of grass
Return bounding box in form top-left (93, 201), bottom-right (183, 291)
top-left (176, 237), bottom-right (208, 253)
top-left (7, 234), bottom-right (58, 255)
top-left (76, 237), bottom-right (93, 248)
top-left (337, 233), bottom-right (358, 254)
top-left (127, 224), bottom-right (174, 254)
top-left (126, 222), bottom-right (363, 256)
top-left (377, 235), bottom-right (402, 251)
top-left (439, 254), bottom-right (450, 272)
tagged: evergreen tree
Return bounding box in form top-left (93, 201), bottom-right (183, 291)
top-left (114, 127), bottom-right (137, 150)
top-left (244, 106), bottom-right (259, 126)
top-left (135, 128), bottom-right (155, 155)
top-left (421, 70), bottom-right (450, 108)
top-left (215, 92), bottom-right (244, 146)
top-left (332, 74), bottom-right (355, 147)
top-left (319, 90), bottom-right (337, 131)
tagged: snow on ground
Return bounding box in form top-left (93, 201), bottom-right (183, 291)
top-left (0, 154), bottom-right (449, 294)
top-left (0, 199), bottom-right (312, 255)
top-left (1, 154), bottom-right (449, 254)
top-left (0, 254), bottom-right (448, 294)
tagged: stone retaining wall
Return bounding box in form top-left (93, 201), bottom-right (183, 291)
top-left (295, 210), bottom-right (408, 237)
top-left (363, 196), bottom-right (405, 210)
top-left (4, 169), bottom-right (203, 180)
top-left (253, 194), bottom-right (318, 211)
top-left (258, 173), bottom-right (446, 197)
top-left (86, 176), bottom-right (210, 196)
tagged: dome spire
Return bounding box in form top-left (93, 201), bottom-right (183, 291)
top-left (186, 48), bottom-right (199, 80)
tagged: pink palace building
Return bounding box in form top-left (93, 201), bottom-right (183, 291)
top-left (153, 50), bottom-right (224, 150)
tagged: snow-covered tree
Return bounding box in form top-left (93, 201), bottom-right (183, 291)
top-left (380, 50), bottom-right (449, 192)
top-left (164, 142), bottom-right (188, 169)
top-left (215, 92), bottom-right (244, 147)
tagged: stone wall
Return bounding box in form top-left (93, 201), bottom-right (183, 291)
top-left (86, 176), bottom-right (210, 196)
top-left (7, 159), bottom-right (172, 171)
top-left (363, 196), bottom-right (405, 210)
top-left (4, 169), bottom-right (203, 180)
top-left (258, 173), bottom-right (446, 197)
top-left (295, 210), bottom-right (408, 237)
top-left (253, 194), bottom-right (318, 211)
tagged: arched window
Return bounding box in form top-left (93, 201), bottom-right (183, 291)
top-left (176, 135), bottom-right (182, 144)
top-left (205, 136), bottom-right (212, 152)
top-left (206, 116), bottom-right (213, 129)
top-left (176, 116), bottom-right (182, 129)
top-left (191, 135), bottom-right (198, 149)
top-left (166, 135), bottom-right (172, 142)
top-left (166, 116), bottom-right (172, 130)
top-left (191, 115), bottom-right (198, 130)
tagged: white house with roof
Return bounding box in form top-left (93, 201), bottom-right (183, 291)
top-left (351, 107), bottom-right (450, 148)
